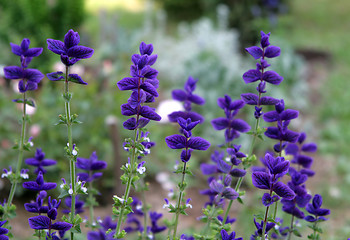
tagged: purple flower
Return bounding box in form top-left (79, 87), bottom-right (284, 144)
top-left (62, 196), bottom-right (85, 214)
top-left (117, 42), bottom-right (161, 130)
top-left (251, 218), bottom-right (275, 239)
top-left (281, 167), bottom-right (312, 219)
top-left (262, 193), bottom-right (280, 207)
top-left (76, 152), bottom-right (107, 182)
top-left (10, 38), bottom-right (42, 59)
top-left (166, 118), bottom-right (210, 162)
top-left (149, 211), bottom-right (166, 234)
top-left (23, 171), bottom-right (57, 191)
top-left (28, 215), bottom-right (72, 231)
top-left (285, 132), bottom-right (317, 170)
top-left (46, 29), bottom-right (93, 86)
top-left (4, 38), bottom-right (43, 93)
top-left (24, 190), bottom-right (49, 214)
top-left (47, 29), bottom-right (94, 66)
top-left (241, 31), bottom-right (282, 119)
top-left (217, 215), bottom-right (236, 225)
top-left (263, 99), bottom-right (299, 152)
top-left (252, 154), bottom-right (295, 200)
top-left (168, 76), bottom-right (205, 123)
top-left (7, 38), bottom-right (43, 69)
top-left (4, 67), bottom-right (44, 93)
top-left (304, 194), bottom-right (330, 222)
top-left (25, 148), bottom-right (57, 174)
top-left (0, 220), bottom-right (9, 240)
top-left (28, 197), bottom-right (72, 232)
top-left (180, 234), bottom-right (195, 240)
top-left (211, 95), bottom-right (250, 143)
top-left (88, 216), bottom-right (117, 240)
top-left (221, 229), bottom-right (243, 240)
top-left (124, 197), bottom-right (145, 233)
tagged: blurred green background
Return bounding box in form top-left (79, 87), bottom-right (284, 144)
top-left (0, 0), bottom-right (348, 239)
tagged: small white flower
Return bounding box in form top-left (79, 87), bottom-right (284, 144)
top-left (123, 146), bottom-right (129, 151)
top-left (136, 204), bottom-right (143, 211)
top-left (92, 222), bottom-right (96, 226)
top-left (144, 137), bottom-right (150, 142)
top-left (20, 173), bottom-right (29, 179)
top-left (147, 233), bottom-right (153, 240)
top-left (67, 143), bottom-right (70, 147)
top-left (72, 149), bottom-right (78, 156)
top-left (167, 190), bottom-right (174, 198)
top-left (60, 183), bottom-right (65, 189)
top-left (144, 148), bottom-right (151, 154)
top-left (163, 198), bottom-right (170, 209)
top-left (81, 187), bottom-right (87, 193)
top-left (28, 141), bottom-right (34, 147)
top-left (113, 195), bottom-right (125, 203)
top-left (137, 166), bottom-right (146, 175)
top-left (68, 189), bottom-right (73, 195)
top-left (186, 198), bottom-right (192, 209)
top-left (1, 170), bottom-right (12, 179)
top-left (225, 157), bottom-right (231, 162)
top-left (173, 161), bottom-right (179, 170)
top-left (82, 219), bottom-right (87, 223)
top-left (97, 219), bottom-right (103, 223)
top-left (81, 186), bottom-right (88, 194)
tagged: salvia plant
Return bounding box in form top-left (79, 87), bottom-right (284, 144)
top-left (0, 28), bottom-right (331, 240)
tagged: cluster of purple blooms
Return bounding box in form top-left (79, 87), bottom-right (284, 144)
top-left (21, 149), bottom-right (72, 239)
top-left (0, 29), bottom-right (332, 240)
top-left (200, 146), bottom-right (246, 207)
top-left (211, 96), bottom-right (250, 143)
top-left (4, 39), bottom-right (44, 92)
top-left (87, 216), bottom-right (117, 240)
top-left (251, 153), bottom-right (296, 237)
top-left (117, 42), bottom-right (161, 130)
top-left (241, 31), bottom-right (282, 119)
top-left (169, 76), bottom-right (205, 123)
top-left (165, 117), bottom-right (210, 161)
top-left (47, 29), bottom-right (94, 84)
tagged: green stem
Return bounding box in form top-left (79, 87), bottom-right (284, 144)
top-left (63, 66), bottom-right (76, 240)
top-left (6, 91), bottom-right (27, 217)
top-left (273, 200), bottom-right (278, 220)
top-left (172, 162), bottom-right (187, 240)
top-left (222, 117), bottom-right (260, 224)
top-left (261, 205), bottom-right (270, 240)
top-left (202, 205), bottom-right (216, 237)
top-left (312, 221), bottom-right (318, 240)
top-left (140, 180), bottom-right (148, 240)
top-left (115, 129), bottom-right (139, 238)
top-left (288, 214), bottom-right (295, 240)
top-left (88, 182), bottom-right (95, 229)
top-left (222, 200), bottom-right (233, 225)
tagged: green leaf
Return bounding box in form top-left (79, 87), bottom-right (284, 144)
top-left (185, 168), bottom-right (193, 176)
top-left (13, 98), bottom-right (36, 107)
top-left (71, 224), bottom-right (81, 233)
top-left (293, 228), bottom-right (302, 237)
top-left (58, 189), bottom-right (69, 199)
top-left (62, 92), bottom-right (72, 102)
top-left (254, 214), bottom-right (264, 221)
